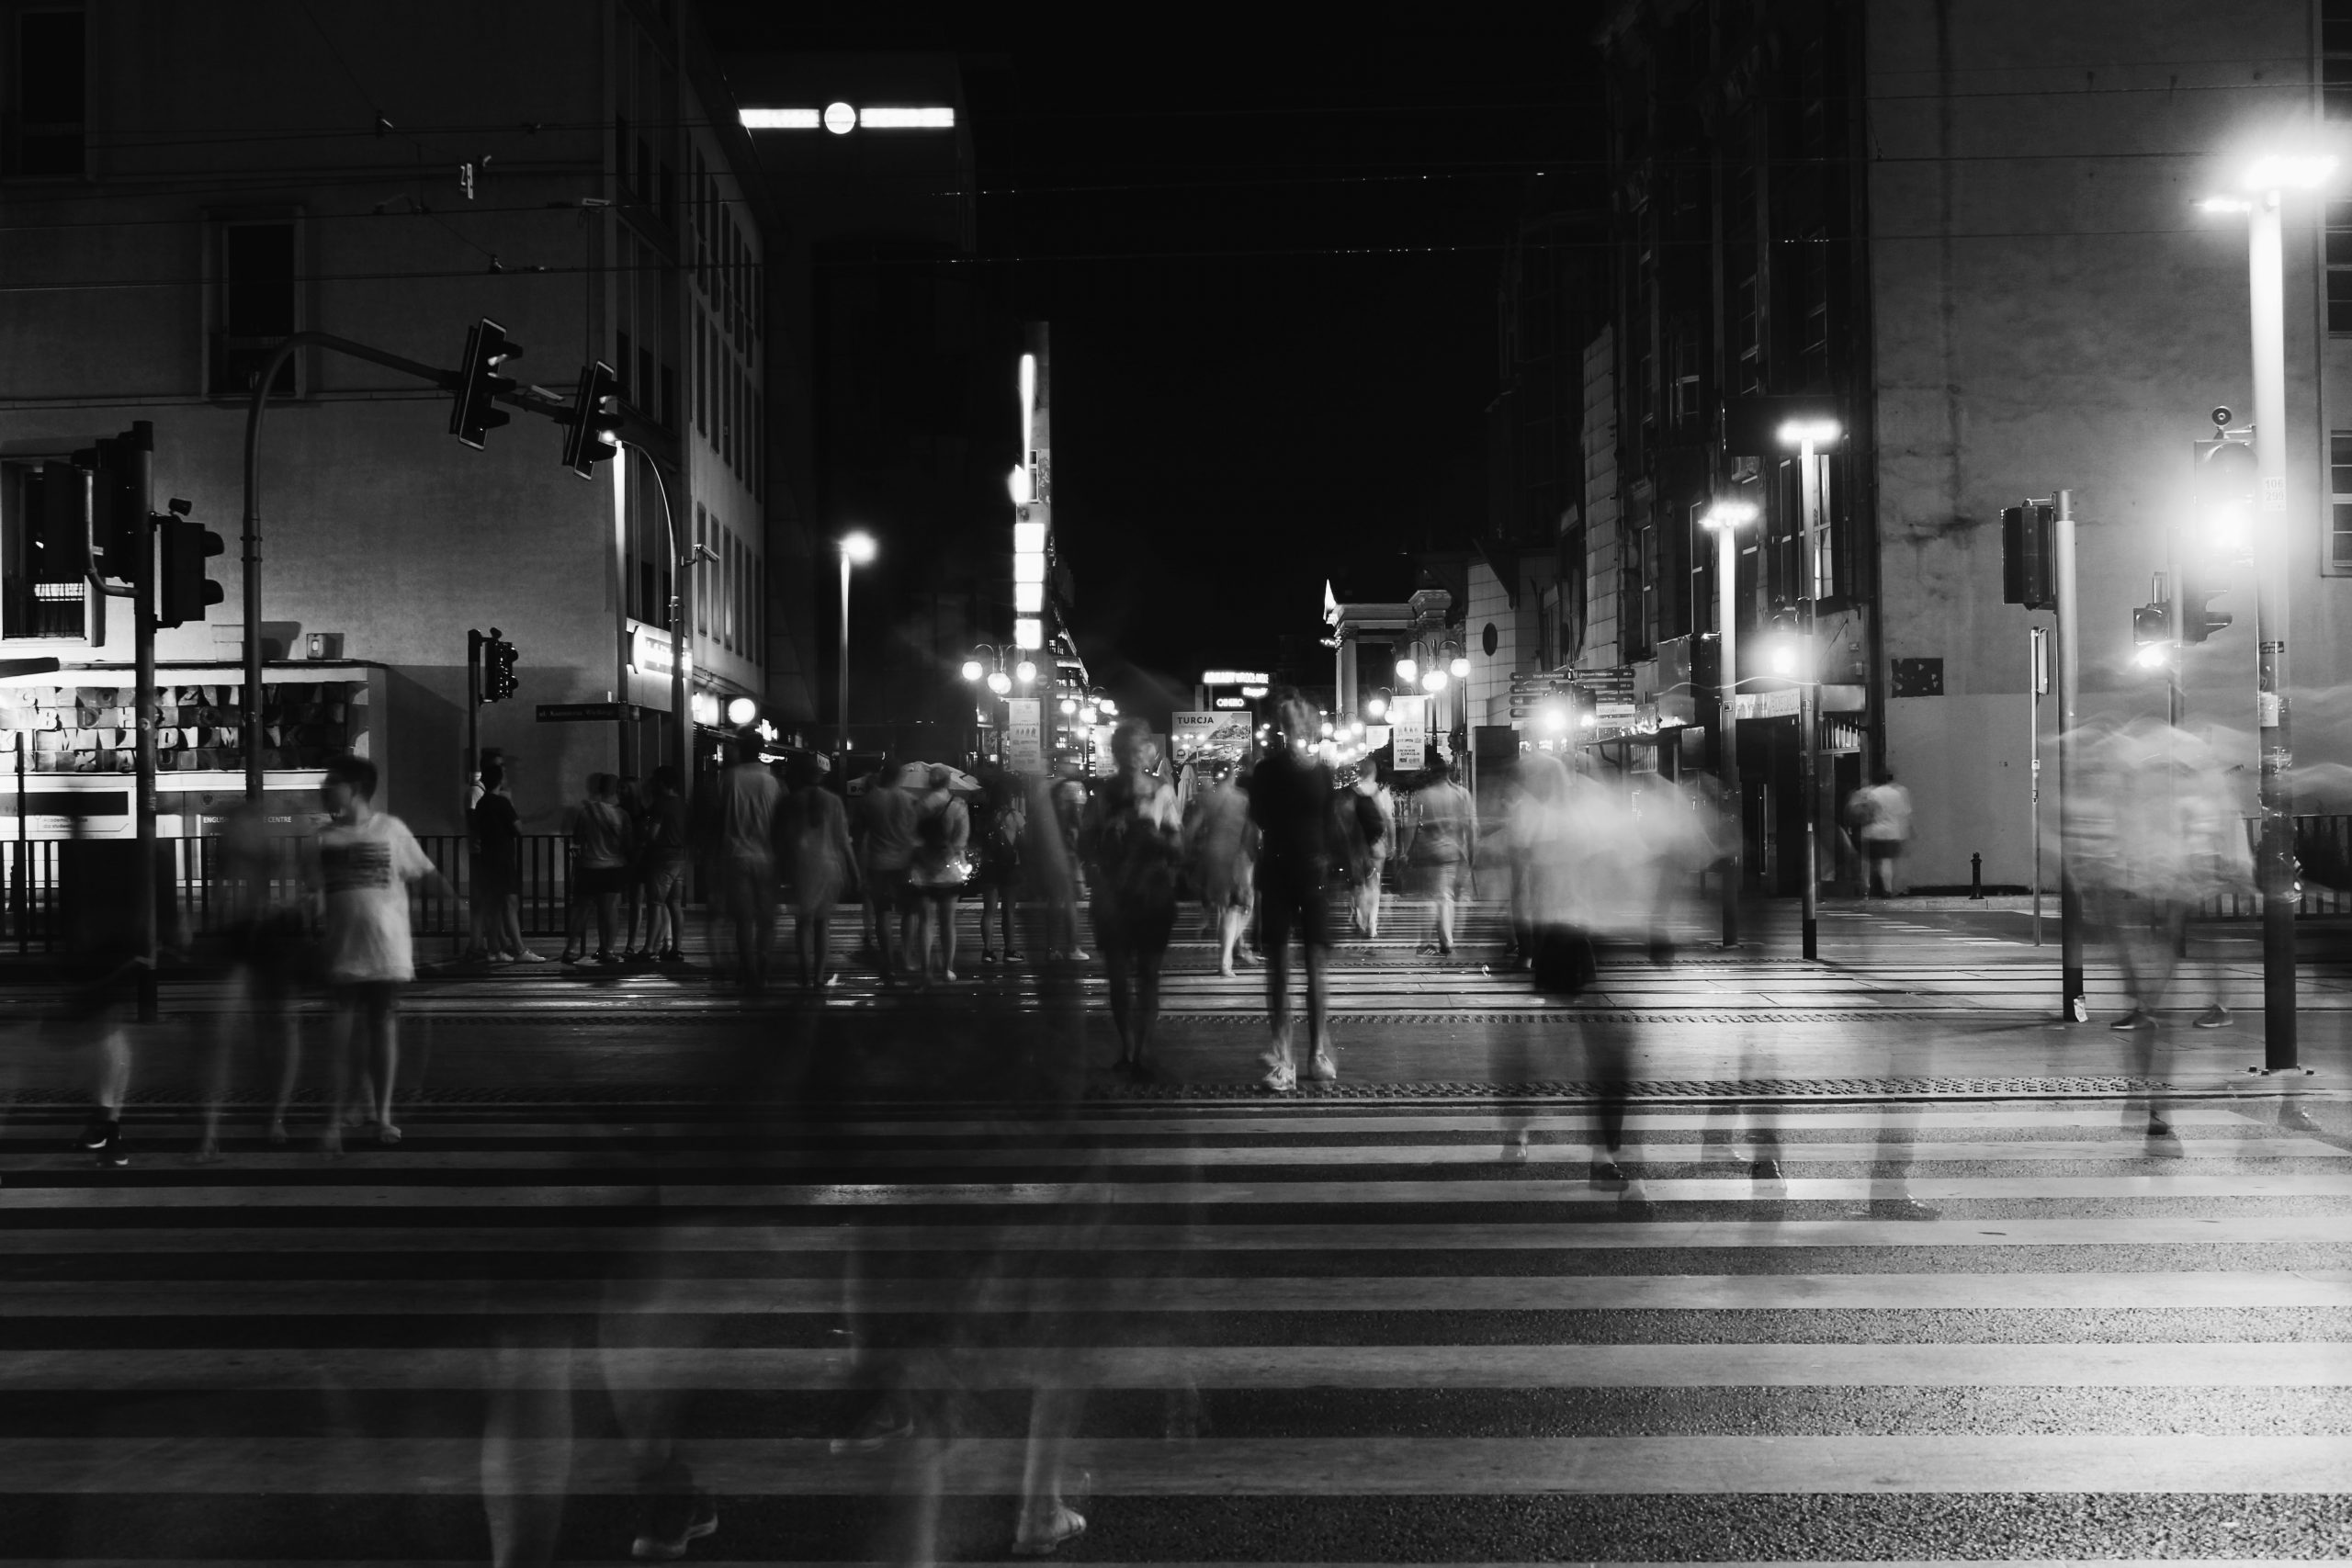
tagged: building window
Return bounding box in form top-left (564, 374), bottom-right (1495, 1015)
top-left (2331, 433), bottom-right (2352, 568)
top-left (1668, 328), bottom-right (1701, 428)
top-left (209, 219), bottom-right (299, 398)
top-left (1, 458), bottom-right (87, 638)
top-left (1797, 231), bottom-right (1830, 385)
top-left (2328, 0), bottom-right (2352, 120)
top-left (2329, 204), bottom-right (2352, 334)
top-left (5, 5), bottom-right (82, 177)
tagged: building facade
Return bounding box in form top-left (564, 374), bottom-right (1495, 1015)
top-left (0, 0), bottom-right (806, 838)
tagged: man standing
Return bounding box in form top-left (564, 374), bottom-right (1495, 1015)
top-left (1403, 758), bottom-right (1474, 956)
top-left (1250, 694), bottom-right (1338, 1090)
top-left (707, 730), bottom-right (784, 992)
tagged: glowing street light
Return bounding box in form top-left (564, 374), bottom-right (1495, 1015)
top-left (1014, 659), bottom-right (1037, 684)
top-left (1448, 654), bottom-right (1471, 680)
top-left (1393, 654), bottom-right (1419, 684)
top-left (836, 532), bottom-right (877, 760)
top-left (960, 657), bottom-right (985, 682)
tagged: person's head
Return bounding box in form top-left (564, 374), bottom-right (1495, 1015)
top-left (1359, 756), bottom-right (1380, 785)
top-left (587, 772), bottom-right (616, 802)
top-left (1271, 689), bottom-right (1317, 745)
top-left (1110, 716), bottom-right (1153, 773)
top-left (928, 762), bottom-right (955, 790)
top-left (650, 763), bottom-right (679, 798)
top-left (726, 728), bottom-right (761, 766)
top-left (480, 761), bottom-right (505, 795)
top-left (322, 753), bottom-right (379, 819)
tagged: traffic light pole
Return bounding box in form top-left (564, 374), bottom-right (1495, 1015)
top-left (2052, 489), bottom-right (2087, 1021)
top-left (1714, 522), bottom-right (1742, 950)
top-left (2247, 187), bottom-right (2301, 1070)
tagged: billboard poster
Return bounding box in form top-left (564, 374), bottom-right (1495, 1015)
top-left (1392, 696), bottom-right (1428, 773)
top-left (1004, 697), bottom-right (1044, 776)
top-left (1170, 710), bottom-right (1253, 766)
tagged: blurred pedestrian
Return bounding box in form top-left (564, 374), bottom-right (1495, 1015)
top-left (1849, 770), bottom-right (1913, 897)
top-left (1082, 719), bottom-right (1183, 1077)
top-left (1044, 760), bottom-right (1091, 960)
top-left (783, 753), bottom-right (856, 990)
top-left (560, 773), bottom-right (632, 965)
top-left (908, 764), bottom-right (974, 983)
top-left (197, 797), bottom-right (307, 1159)
top-left (1350, 758), bottom-right (1395, 938)
top-left (707, 729), bottom-right (784, 993)
top-left (1251, 693), bottom-right (1338, 1089)
top-left (860, 759), bottom-right (922, 979)
top-left (1403, 757), bottom-right (1475, 956)
top-left (640, 764), bottom-right (691, 964)
top-left (972, 763), bottom-right (1026, 965)
top-left (1190, 761), bottom-right (1257, 976)
top-left (314, 753), bottom-right (448, 1150)
top-left (615, 775), bottom-right (651, 961)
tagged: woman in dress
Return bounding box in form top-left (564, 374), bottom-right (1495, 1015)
top-left (782, 753), bottom-right (856, 990)
top-left (1080, 719), bottom-right (1183, 1077)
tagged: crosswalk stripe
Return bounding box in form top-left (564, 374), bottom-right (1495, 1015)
top-left (4, 1341), bottom-right (2346, 1392)
top-left (5, 1136), bottom-right (2330, 1173)
top-left (12, 1270), bottom-right (2346, 1315)
top-left (0, 1213), bottom-right (2326, 1253)
top-left (9, 1171), bottom-right (2346, 1207)
top-left (3, 1434), bottom-right (2347, 1494)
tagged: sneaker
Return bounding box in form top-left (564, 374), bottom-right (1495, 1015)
top-left (1069, 947), bottom-right (1091, 961)
top-left (829, 1400), bottom-right (915, 1455)
top-left (2194, 1004), bottom-right (2234, 1030)
top-left (77, 1112), bottom-right (118, 1152)
top-left (1307, 1047), bottom-right (1338, 1083)
top-left (1012, 1503), bottom-right (1087, 1558)
top-left (1003, 950), bottom-right (1025, 962)
top-left (632, 1488), bottom-right (718, 1561)
top-left (1589, 1157), bottom-right (1625, 1187)
top-left (980, 951), bottom-right (1001, 965)
top-left (2109, 1008), bottom-right (2154, 1031)
top-left (1750, 1157), bottom-right (1785, 1182)
top-left (2145, 1117), bottom-right (2176, 1138)
top-left (512, 950), bottom-right (549, 964)
top-left (1260, 1056), bottom-right (1296, 1092)
top-left (91, 1122), bottom-right (127, 1168)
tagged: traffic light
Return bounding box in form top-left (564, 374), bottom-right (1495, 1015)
top-left (2001, 502), bottom-right (2054, 608)
top-left (157, 506), bottom-right (226, 627)
top-left (560, 360), bottom-right (623, 478)
top-left (2191, 436), bottom-right (2256, 549)
top-left (448, 318), bottom-right (521, 449)
top-left (2132, 601), bottom-right (2170, 647)
top-left (481, 631), bottom-right (519, 702)
top-left (2177, 552), bottom-right (2233, 644)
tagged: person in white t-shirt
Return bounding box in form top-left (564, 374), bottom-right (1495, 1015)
top-left (315, 753), bottom-right (447, 1150)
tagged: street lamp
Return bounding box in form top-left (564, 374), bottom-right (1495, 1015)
top-left (836, 531), bottom-right (876, 761)
top-left (1775, 418), bottom-right (1840, 963)
top-left (1364, 689), bottom-right (1390, 722)
top-left (2201, 150), bottom-right (2334, 1067)
top-left (1699, 497), bottom-right (1759, 948)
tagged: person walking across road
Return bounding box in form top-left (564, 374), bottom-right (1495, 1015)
top-left (1250, 694), bottom-right (1339, 1090)
top-left (1345, 759), bottom-right (1393, 939)
top-left (1081, 719), bottom-right (1184, 1078)
top-left (1190, 761), bottom-right (1257, 976)
top-left (1403, 758), bottom-right (1474, 956)
top-left (1850, 770), bottom-right (1914, 897)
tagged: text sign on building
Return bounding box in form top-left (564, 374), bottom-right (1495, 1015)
top-left (628, 624), bottom-right (675, 677)
top-left (537, 702), bottom-right (635, 723)
top-left (1004, 697), bottom-right (1044, 776)
top-left (1392, 695), bottom-right (1429, 773)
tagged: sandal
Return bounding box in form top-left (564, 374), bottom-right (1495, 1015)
top-left (377, 1124), bottom-right (402, 1146)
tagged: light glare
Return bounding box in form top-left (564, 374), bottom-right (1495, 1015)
top-left (740, 107), bottom-right (821, 130)
top-left (2244, 153), bottom-right (2335, 192)
top-left (1014, 617), bottom-right (1043, 650)
top-left (841, 531), bottom-right (877, 565)
top-left (823, 102), bottom-right (856, 135)
top-left (1394, 657), bottom-right (1419, 683)
top-left (961, 659), bottom-right (984, 682)
top-left (1702, 500), bottom-right (1760, 529)
top-left (1014, 581), bottom-right (1045, 613)
top-left (1776, 418), bottom-right (1841, 447)
top-left (1013, 521), bottom-right (1046, 553)
top-left (859, 106), bottom-right (956, 130)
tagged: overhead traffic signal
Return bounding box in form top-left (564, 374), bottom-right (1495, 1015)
top-left (448, 318), bottom-right (521, 449)
top-left (2001, 502), bottom-right (2054, 609)
top-left (157, 504), bottom-right (226, 627)
top-left (481, 630), bottom-right (520, 702)
top-left (560, 360), bottom-right (623, 478)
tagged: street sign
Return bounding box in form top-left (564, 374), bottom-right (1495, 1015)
top-left (1392, 695), bottom-right (1429, 772)
top-left (536, 702), bottom-right (634, 723)
top-left (1005, 697), bottom-right (1044, 775)
top-left (1566, 665), bottom-right (1636, 705)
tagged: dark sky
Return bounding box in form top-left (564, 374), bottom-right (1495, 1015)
top-left (706, 3), bottom-right (1604, 711)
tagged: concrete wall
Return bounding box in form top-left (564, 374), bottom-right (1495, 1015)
top-left (1867, 0), bottom-right (2352, 885)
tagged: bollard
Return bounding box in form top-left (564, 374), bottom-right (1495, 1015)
top-left (1970, 852), bottom-right (1983, 900)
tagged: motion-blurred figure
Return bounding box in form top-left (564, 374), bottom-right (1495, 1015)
top-left (908, 763), bottom-right (973, 983)
top-left (640, 764), bottom-right (691, 964)
top-left (314, 753), bottom-right (447, 1150)
top-left (784, 752), bottom-right (856, 990)
top-left (1190, 761), bottom-right (1257, 976)
top-left (560, 773), bottom-right (633, 965)
top-left (1081, 719), bottom-right (1183, 1078)
top-left (1402, 758), bottom-right (1474, 956)
top-left (1251, 694), bottom-right (1337, 1089)
top-left (1337, 760), bottom-right (1392, 939)
top-left (1848, 770), bottom-right (1913, 897)
top-left (972, 762), bottom-right (1026, 964)
top-left (197, 797), bottom-right (306, 1159)
top-left (707, 729), bottom-right (785, 993)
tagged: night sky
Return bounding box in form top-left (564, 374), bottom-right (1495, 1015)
top-left (705, 4), bottom-right (1603, 709)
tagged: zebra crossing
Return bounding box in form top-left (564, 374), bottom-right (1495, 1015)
top-left (0, 1087), bottom-right (2346, 1562)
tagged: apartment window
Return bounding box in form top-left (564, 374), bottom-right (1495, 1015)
top-left (1623, 492), bottom-right (1655, 662)
top-left (1, 458), bottom-right (87, 637)
top-left (2331, 433), bottom-right (2352, 568)
top-left (209, 220), bottom-right (299, 398)
top-left (616, 329), bottom-right (632, 403)
top-left (1797, 231), bottom-right (1830, 384)
top-left (6, 6), bottom-right (81, 176)
top-left (1667, 326), bottom-right (1701, 428)
top-left (2328, 0), bottom-right (2352, 120)
top-left (2329, 204), bottom-right (2352, 334)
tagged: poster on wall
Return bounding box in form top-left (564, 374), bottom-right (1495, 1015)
top-left (1391, 697), bottom-right (1428, 773)
top-left (1170, 709), bottom-right (1253, 767)
top-left (1004, 697), bottom-right (1044, 776)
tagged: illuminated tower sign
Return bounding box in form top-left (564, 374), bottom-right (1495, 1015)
top-left (1012, 322), bottom-right (1052, 652)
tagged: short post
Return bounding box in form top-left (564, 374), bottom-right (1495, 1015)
top-left (1970, 852), bottom-right (1983, 901)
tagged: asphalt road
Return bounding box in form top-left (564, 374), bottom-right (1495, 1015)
top-left (1, 932), bottom-right (2346, 1564)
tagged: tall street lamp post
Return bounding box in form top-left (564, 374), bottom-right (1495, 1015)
top-left (2203, 152), bottom-right (2332, 1068)
top-left (1699, 498), bottom-right (1758, 949)
top-left (1779, 417), bottom-right (1839, 963)
top-left (837, 531), bottom-right (876, 763)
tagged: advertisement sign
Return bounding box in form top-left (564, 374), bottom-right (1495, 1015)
top-left (1392, 696), bottom-right (1429, 773)
top-left (1171, 709), bottom-right (1254, 767)
top-left (1004, 697), bottom-right (1044, 776)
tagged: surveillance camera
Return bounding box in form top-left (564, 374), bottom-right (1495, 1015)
top-left (2211, 406), bottom-right (2232, 429)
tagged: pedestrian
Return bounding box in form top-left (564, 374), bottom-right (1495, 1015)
top-left (314, 752), bottom-right (449, 1150)
top-left (615, 775), bottom-right (652, 961)
top-left (707, 729), bottom-right (785, 992)
top-left (469, 761), bottom-right (539, 964)
top-left (971, 764), bottom-right (1026, 965)
top-left (1403, 757), bottom-right (1474, 956)
top-left (859, 759), bottom-right (922, 980)
top-left (1850, 769), bottom-right (1914, 897)
top-left (1343, 759), bottom-right (1393, 938)
top-left (639, 765), bottom-right (691, 964)
top-left (197, 797), bottom-right (307, 1160)
top-left (783, 752), bottom-right (856, 989)
top-left (1080, 719), bottom-right (1183, 1077)
top-left (560, 773), bottom-right (632, 965)
top-left (1250, 693), bottom-right (1338, 1089)
top-left (908, 764), bottom-right (974, 983)
top-left (1043, 761), bottom-right (1091, 960)
top-left (1189, 761), bottom-right (1257, 976)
